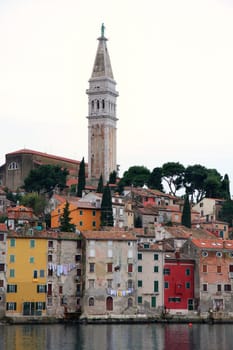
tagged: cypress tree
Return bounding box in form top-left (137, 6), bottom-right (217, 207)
top-left (221, 174), bottom-right (231, 200)
top-left (77, 157), bottom-right (86, 197)
top-left (181, 195), bottom-right (191, 228)
top-left (101, 185), bottom-right (114, 227)
top-left (109, 170), bottom-right (117, 184)
top-left (97, 174), bottom-right (104, 193)
top-left (59, 201), bottom-right (75, 232)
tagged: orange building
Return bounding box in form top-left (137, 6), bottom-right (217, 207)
top-left (51, 198), bottom-right (101, 231)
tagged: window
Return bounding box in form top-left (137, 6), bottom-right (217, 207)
top-left (203, 284), bottom-right (208, 292)
top-left (48, 240), bottom-right (53, 248)
top-left (138, 266), bottom-right (142, 273)
top-left (0, 280), bottom-right (3, 287)
top-left (8, 162), bottom-right (18, 170)
top-left (144, 243), bottom-right (149, 249)
top-left (79, 210), bottom-right (83, 216)
top-left (10, 239), bottom-right (15, 247)
top-left (108, 249), bottom-right (113, 258)
top-left (92, 221), bottom-right (96, 227)
top-left (36, 302), bottom-right (46, 310)
top-left (77, 269), bottom-right (81, 276)
top-left (163, 268), bottom-right (170, 275)
top-left (75, 254), bottom-right (81, 263)
top-left (89, 263), bottom-right (95, 273)
top-left (217, 265), bottom-right (222, 274)
top-left (88, 279), bottom-right (95, 288)
top-left (154, 254), bottom-right (159, 261)
top-left (138, 253), bottom-right (142, 260)
top-left (217, 284), bottom-right (222, 292)
top-left (30, 240), bottom-right (35, 248)
top-left (186, 268), bottom-right (190, 276)
top-left (10, 269), bottom-right (15, 278)
top-left (48, 254), bottom-right (52, 262)
top-left (40, 270), bottom-right (45, 278)
top-left (127, 280), bottom-right (133, 289)
top-left (107, 263), bottom-right (113, 273)
top-left (128, 264), bottom-right (133, 273)
top-left (92, 210), bottom-right (96, 216)
top-left (0, 234), bottom-right (4, 241)
top-left (10, 255), bottom-right (15, 263)
top-left (107, 279), bottom-right (112, 288)
top-left (154, 266), bottom-right (159, 273)
top-left (79, 221), bottom-right (83, 227)
top-left (48, 269), bottom-right (53, 277)
top-left (138, 296), bottom-right (142, 304)
top-left (33, 270), bottom-right (38, 279)
top-left (37, 285), bottom-right (47, 293)
top-left (151, 296), bottom-right (156, 308)
top-left (164, 281), bottom-right (169, 289)
top-left (168, 297), bottom-right (181, 303)
top-left (186, 282), bottom-right (190, 289)
top-left (224, 284), bottom-right (231, 292)
top-left (29, 257), bottom-right (34, 264)
top-left (89, 297), bottom-right (94, 306)
top-left (7, 284), bottom-right (17, 293)
top-left (138, 280), bottom-right (143, 287)
top-left (203, 264), bottom-right (208, 273)
top-left (154, 281), bottom-right (159, 293)
top-left (0, 264), bottom-right (5, 272)
top-left (6, 302), bottom-right (16, 311)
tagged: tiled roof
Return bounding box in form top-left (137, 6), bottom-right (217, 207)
top-left (191, 238), bottom-right (233, 250)
top-left (7, 230), bottom-right (80, 240)
top-left (0, 223), bottom-right (7, 232)
top-left (165, 226), bottom-right (216, 239)
top-left (7, 149), bottom-right (81, 165)
top-left (81, 230), bottom-right (137, 241)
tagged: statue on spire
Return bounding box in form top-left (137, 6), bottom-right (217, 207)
top-left (101, 23), bottom-right (105, 38)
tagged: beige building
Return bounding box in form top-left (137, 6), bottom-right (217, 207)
top-left (0, 224), bottom-right (7, 318)
top-left (81, 230), bottom-right (138, 318)
top-left (137, 242), bottom-right (165, 314)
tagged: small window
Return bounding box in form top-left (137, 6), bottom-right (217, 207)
top-left (40, 270), bottom-right (45, 278)
top-left (154, 254), bottom-right (159, 261)
top-left (137, 296), bottom-right (142, 304)
top-left (79, 210), bottom-right (83, 216)
top-left (33, 270), bottom-right (38, 279)
top-left (107, 263), bottom-right (113, 273)
top-left (30, 240), bottom-right (35, 248)
top-left (154, 281), bottom-right (159, 292)
top-left (163, 268), bottom-right (170, 275)
top-left (128, 264), bottom-right (133, 273)
top-left (89, 297), bottom-right (94, 306)
top-left (10, 255), bottom-right (15, 263)
top-left (203, 284), bottom-right (208, 292)
top-left (217, 265), bottom-right (222, 274)
top-left (138, 253), bottom-right (142, 260)
top-left (6, 302), bottom-right (16, 310)
top-left (10, 239), bottom-right (15, 247)
top-left (48, 241), bottom-right (53, 248)
top-left (186, 282), bottom-right (190, 289)
top-left (7, 284), bottom-right (17, 293)
top-left (186, 268), bottom-right (190, 276)
top-left (217, 284), bottom-right (222, 292)
top-left (88, 279), bottom-right (95, 288)
top-left (29, 257), bottom-right (34, 264)
top-left (10, 269), bottom-right (15, 278)
top-left (203, 264), bottom-right (208, 273)
top-left (37, 285), bottom-right (47, 293)
top-left (92, 210), bottom-right (96, 216)
top-left (0, 234), bottom-right (4, 241)
top-left (138, 266), bottom-right (142, 273)
top-left (48, 255), bottom-right (53, 262)
top-left (154, 266), bottom-right (159, 273)
top-left (92, 221), bottom-right (96, 227)
top-left (138, 280), bottom-right (143, 287)
top-left (79, 221), bottom-right (83, 227)
top-left (164, 281), bottom-right (169, 289)
top-left (89, 263), bottom-right (95, 273)
top-left (107, 279), bottom-right (112, 288)
top-left (0, 264), bottom-right (5, 272)
top-left (224, 284), bottom-right (231, 292)
top-left (75, 254), bottom-right (81, 262)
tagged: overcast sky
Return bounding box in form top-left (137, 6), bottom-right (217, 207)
top-left (1, 0), bottom-right (233, 193)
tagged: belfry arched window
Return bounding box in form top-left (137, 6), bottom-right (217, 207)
top-left (8, 162), bottom-right (19, 170)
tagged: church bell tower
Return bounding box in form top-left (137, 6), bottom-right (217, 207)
top-left (86, 24), bottom-right (119, 185)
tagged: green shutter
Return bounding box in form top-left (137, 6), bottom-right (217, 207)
top-left (154, 280), bottom-right (159, 292)
top-left (151, 296), bottom-right (156, 308)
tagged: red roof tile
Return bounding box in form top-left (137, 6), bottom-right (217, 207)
top-left (81, 230), bottom-right (137, 241)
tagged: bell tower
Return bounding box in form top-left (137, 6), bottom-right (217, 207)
top-left (86, 24), bottom-right (119, 185)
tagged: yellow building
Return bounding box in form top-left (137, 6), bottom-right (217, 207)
top-left (6, 232), bottom-right (47, 316)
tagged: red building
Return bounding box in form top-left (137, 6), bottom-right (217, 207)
top-left (164, 252), bottom-right (195, 313)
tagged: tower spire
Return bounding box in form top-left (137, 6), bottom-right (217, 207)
top-left (87, 26), bottom-right (119, 185)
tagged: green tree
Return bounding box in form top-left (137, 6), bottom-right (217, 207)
top-left (119, 166), bottom-right (150, 188)
top-left (148, 167), bottom-right (164, 191)
top-left (59, 201), bottom-right (75, 232)
top-left (219, 200), bottom-right (233, 227)
top-left (97, 174), bottom-right (104, 193)
top-left (24, 165), bottom-right (68, 194)
top-left (221, 174), bottom-right (231, 200)
top-left (181, 194), bottom-right (191, 228)
top-left (101, 185), bottom-right (113, 227)
top-left (20, 193), bottom-right (46, 216)
top-left (162, 162), bottom-right (185, 196)
top-left (5, 188), bottom-right (22, 204)
top-left (184, 164), bottom-right (208, 202)
top-left (77, 157), bottom-right (86, 197)
top-left (204, 169), bottom-right (222, 198)
top-left (109, 170), bottom-right (117, 184)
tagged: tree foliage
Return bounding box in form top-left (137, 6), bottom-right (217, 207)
top-left (24, 165), bottom-right (68, 194)
top-left (59, 201), bottom-right (75, 232)
top-left (118, 166), bottom-right (150, 188)
top-left (109, 170), bottom-right (117, 184)
top-left (101, 185), bottom-right (113, 227)
top-left (181, 195), bottom-right (191, 228)
top-left (161, 162), bottom-right (185, 196)
top-left (97, 174), bottom-right (104, 193)
top-left (148, 167), bottom-right (164, 191)
top-left (219, 200), bottom-right (233, 227)
top-left (20, 193), bottom-right (46, 216)
top-left (77, 157), bottom-right (86, 197)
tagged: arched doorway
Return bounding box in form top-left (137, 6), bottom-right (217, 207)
top-left (106, 296), bottom-right (113, 311)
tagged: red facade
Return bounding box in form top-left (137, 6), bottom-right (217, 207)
top-left (164, 258), bottom-right (195, 310)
